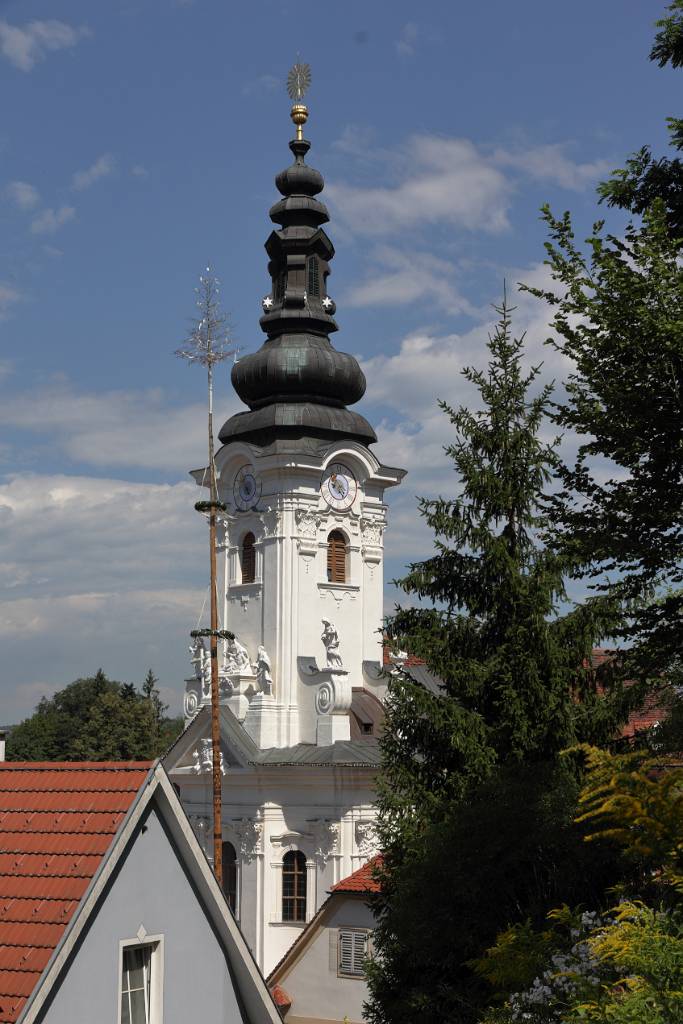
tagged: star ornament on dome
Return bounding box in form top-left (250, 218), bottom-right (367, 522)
top-left (287, 62), bottom-right (311, 102)
top-left (322, 296), bottom-right (333, 310)
top-left (262, 295), bottom-right (274, 311)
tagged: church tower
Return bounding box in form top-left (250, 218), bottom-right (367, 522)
top-left (184, 80), bottom-right (405, 749)
top-left (169, 75), bottom-right (405, 973)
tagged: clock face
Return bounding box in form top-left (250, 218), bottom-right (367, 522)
top-left (233, 465), bottom-right (262, 511)
top-left (320, 462), bottom-right (357, 511)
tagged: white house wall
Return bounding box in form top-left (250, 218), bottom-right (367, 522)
top-left (275, 896), bottom-right (375, 1024)
top-left (177, 767), bottom-right (379, 975)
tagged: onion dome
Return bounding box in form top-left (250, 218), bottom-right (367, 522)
top-left (219, 103), bottom-right (376, 449)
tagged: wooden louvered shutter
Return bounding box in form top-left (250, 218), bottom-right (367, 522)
top-left (327, 531), bottom-right (346, 583)
top-left (241, 532), bottom-right (255, 584)
top-left (338, 930), bottom-right (368, 976)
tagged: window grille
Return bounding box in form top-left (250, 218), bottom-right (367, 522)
top-left (282, 850), bottom-right (307, 922)
top-left (307, 257), bottom-right (320, 297)
top-left (327, 531), bottom-right (347, 583)
top-left (241, 532), bottom-right (256, 584)
top-left (338, 929), bottom-right (369, 977)
top-left (222, 840), bottom-right (238, 914)
top-left (120, 944), bottom-right (153, 1024)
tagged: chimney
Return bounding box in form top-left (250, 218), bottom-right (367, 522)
top-left (0, 731), bottom-right (6, 762)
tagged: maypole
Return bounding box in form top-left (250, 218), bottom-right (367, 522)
top-left (176, 268), bottom-right (237, 885)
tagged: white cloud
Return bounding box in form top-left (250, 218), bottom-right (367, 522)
top-left (30, 205), bottom-right (75, 235)
top-left (0, 472), bottom-right (206, 717)
top-left (396, 22), bottom-right (418, 57)
top-left (346, 247), bottom-right (477, 316)
top-left (327, 132), bottom-right (609, 244)
top-left (242, 74), bottom-right (280, 97)
top-left (5, 180), bottom-right (39, 210)
top-left (328, 135), bottom-right (512, 236)
top-left (72, 154), bottom-right (114, 191)
top-left (0, 19), bottom-right (89, 72)
top-left (494, 143), bottom-right (610, 191)
top-left (0, 283), bottom-right (21, 320)
top-left (131, 164), bottom-right (149, 179)
top-left (0, 376), bottom-right (241, 472)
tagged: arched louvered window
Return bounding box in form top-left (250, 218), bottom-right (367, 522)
top-left (221, 841), bottom-right (238, 914)
top-left (327, 530), bottom-right (347, 584)
top-left (307, 257), bottom-right (320, 297)
top-left (282, 850), bottom-right (307, 922)
top-left (241, 532), bottom-right (256, 584)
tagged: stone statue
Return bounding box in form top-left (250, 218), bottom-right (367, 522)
top-left (321, 619), bottom-right (343, 669)
top-left (225, 635), bottom-right (251, 674)
top-left (256, 645), bottom-right (273, 695)
top-left (189, 636), bottom-right (211, 700)
top-left (192, 738), bottom-right (225, 775)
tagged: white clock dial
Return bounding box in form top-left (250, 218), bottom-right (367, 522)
top-left (233, 465), bottom-right (262, 511)
top-left (320, 462), bottom-right (357, 511)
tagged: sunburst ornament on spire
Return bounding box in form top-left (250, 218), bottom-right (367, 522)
top-left (287, 61), bottom-right (311, 102)
top-left (287, 61), bottom-right (311, 140)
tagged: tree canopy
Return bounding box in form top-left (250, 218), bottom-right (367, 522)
top-left (6, 669), bottom-right (183, 761)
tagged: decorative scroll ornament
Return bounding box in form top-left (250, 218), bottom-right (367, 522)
top-left (184, 684), bottom-right (201, 721)
top-left (192, 738), bottom-right (226, 775)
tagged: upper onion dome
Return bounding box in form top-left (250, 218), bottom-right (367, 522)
top-left (218, 97), bottom-right (376, 449)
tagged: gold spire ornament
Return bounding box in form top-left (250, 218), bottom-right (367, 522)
top-left (287, 61), bottom-right (311, 140)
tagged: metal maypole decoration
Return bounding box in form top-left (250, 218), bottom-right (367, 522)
top-left (176, 268), bottom-right (238, 886)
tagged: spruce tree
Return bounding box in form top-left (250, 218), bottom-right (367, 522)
top-left (365, 299), bottom-right (628, 1024)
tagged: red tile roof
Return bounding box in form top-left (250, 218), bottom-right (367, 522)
top-left (0, 762), bottom-right (152, 1024)
top-left (330, 856), bottom-right (381, 895)
top-left (270, 983), bottom-right (292, 1010)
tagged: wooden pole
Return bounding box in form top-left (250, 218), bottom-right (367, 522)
top-left (207, 356), bottom-right (223, 888)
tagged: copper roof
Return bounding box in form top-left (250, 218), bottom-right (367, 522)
top-left (0, 762), bottom-right (152, 1024)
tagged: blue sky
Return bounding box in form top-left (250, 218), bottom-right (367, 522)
top-left (0, 0), bottom-right (675, 719)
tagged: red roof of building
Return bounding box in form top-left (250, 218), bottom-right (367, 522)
top-left (0, 762), bottom-right (152, 1024)
top-left (270, 984), bottom-right (292, 1010)
top-left (330, 855), bottom-right (382, 895)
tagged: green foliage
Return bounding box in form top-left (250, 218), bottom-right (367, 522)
top-left (365, 301), bottom-right (629, 1024)
top-left (574, 745), bottom-right (683, 894)
top-left (523, 200), bottom-right (683, 674)
top-left (571, 902), bottom-right (683, 1024)
top-left (6, 669), bottom-right (183, 761)
top-left (599, 2), bottom-right (683, 236)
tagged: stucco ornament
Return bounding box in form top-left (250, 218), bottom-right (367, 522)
top-left (355, 820), bottom-right (379, 859)
top-left (312, 820), bottom-right (340, 863)
top-left (183, 683), bottom-right (201, 721)
top-left (360, 517), bottom-right (383, 546)
top-left (295, 508), bottom-right (322, 538)
top-left (321, 619), bottom-right (343, 668)
top-left (224, 635), bottom-right (252, 675)
top-left (192, 738), bottom-right (226, 775)
top-left (234, 819), bottom-right (263, 862)
top-left (256, 645), bottom-right (273, 695)
top-left (189, 635), bottom-right (212, 700)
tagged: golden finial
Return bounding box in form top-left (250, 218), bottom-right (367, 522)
top-left (287, 61), bottom-right (311, 141)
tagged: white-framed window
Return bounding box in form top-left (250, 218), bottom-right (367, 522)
top-left (118, 936), bottom-right (163, 1024)
top-left (337, 929), bottom-right (370, 978)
